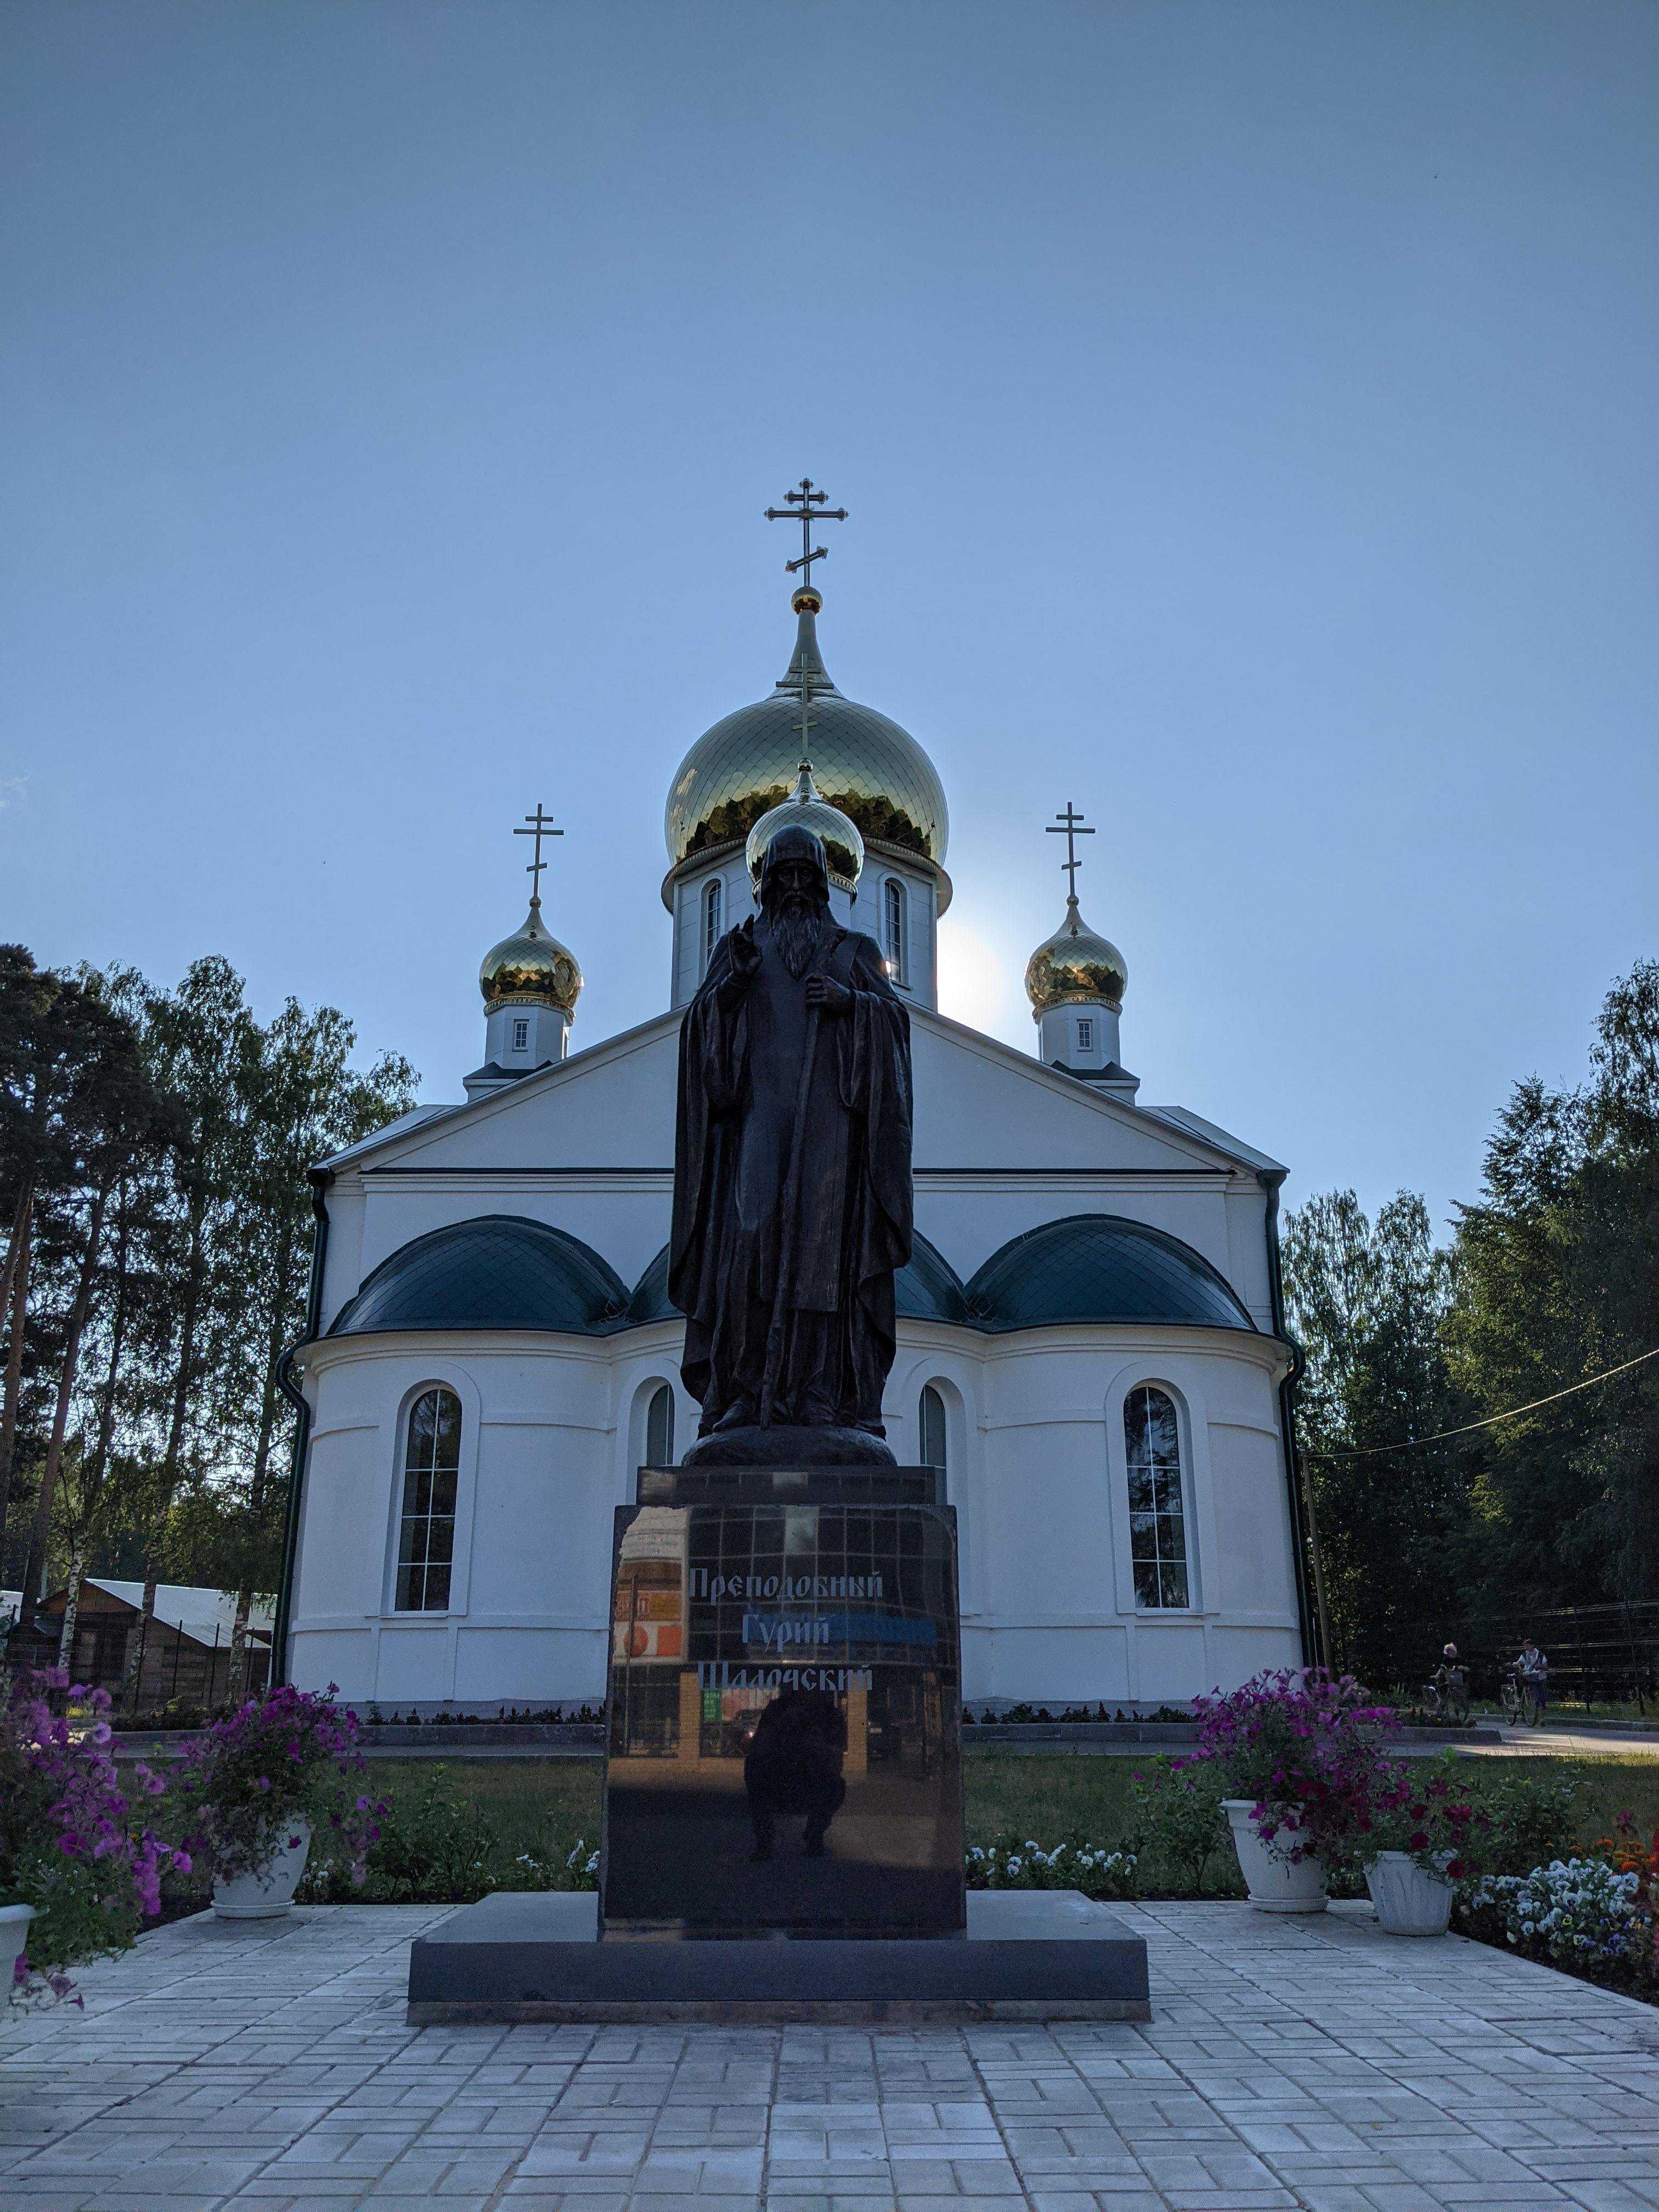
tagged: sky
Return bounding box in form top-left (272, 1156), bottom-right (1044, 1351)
top-left (3, 1), bottom-right (1655, 1232)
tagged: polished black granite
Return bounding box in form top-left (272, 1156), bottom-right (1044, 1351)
top-left (407, 1889), bottom-right (1151, 2022)
top-left (600, 1491), bottom-right (963, 1939)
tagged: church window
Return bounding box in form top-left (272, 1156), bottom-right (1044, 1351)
top-left (395, 1386), bottom-right (461, 1613)
top-left (702, 878), bottom-right (723, 973)
top-left (646, 1383), bottom-right (675, 1466)
top-left (512, 1017), bottom-right (530, 1052)
top-left (919, 1384), bottom-right (947, 1480)
top-left (1124, 1385), bottom-right (1189, 1609)
top-left (883, 878), bottom-right (906, 981)
top-left (1076, 1016), bottom-right (1093, 1054)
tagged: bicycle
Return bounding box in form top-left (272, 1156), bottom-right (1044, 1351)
top-left (1501, 1666), bottom-right (1546, 1725)
top-left (1423, 1668), bottom-right (1470, 1723)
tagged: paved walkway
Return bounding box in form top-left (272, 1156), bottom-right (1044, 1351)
top-left (2, 1901), bottom-right (1657, 2212)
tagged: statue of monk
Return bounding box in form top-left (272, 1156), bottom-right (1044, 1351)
top-left (669, 823), bottom-right (912, 1457)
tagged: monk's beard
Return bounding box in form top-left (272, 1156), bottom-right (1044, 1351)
top-left (768, 895), bottom-right (831, 980)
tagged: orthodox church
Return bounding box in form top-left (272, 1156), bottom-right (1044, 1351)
top-left (281, 520), bottom-right (1313, 1714)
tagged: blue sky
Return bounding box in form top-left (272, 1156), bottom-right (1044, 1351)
top-left (3, 1), bottom-right (1655, 1229)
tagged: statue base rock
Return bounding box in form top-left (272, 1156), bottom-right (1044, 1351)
top-left (681, 1422), bottom-right (896, 1469)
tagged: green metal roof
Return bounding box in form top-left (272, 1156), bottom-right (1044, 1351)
top-left (965, 1215), bottom-right (1255, 1333)
top-left (894, 1233), bottom-right (969, 1323)
top-left (324, 1214), bottom-right (1252, 1346)
top-left (327, 1216), bottom-right (631, 1339)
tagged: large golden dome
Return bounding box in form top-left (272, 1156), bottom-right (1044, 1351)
top-left (479, 900), bottom-right (582, 1014)
top-left (1025, 898), bottom-right (1128, 1018)
top-left (665, 599), bottom-right (948, 871)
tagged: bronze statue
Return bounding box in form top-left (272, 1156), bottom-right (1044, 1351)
top-left (670, 823), bottom-right (912, 1462)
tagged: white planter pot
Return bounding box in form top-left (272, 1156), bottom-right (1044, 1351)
top-left (2, 1902), bottom-right (37, 1998)
top-left (212, 1819), bottom-right (313, 1920)
top-left (1365, 1850), bottom-right (1454, 1937)
top-left (1222, 1799), bottom-right (1329, 1914)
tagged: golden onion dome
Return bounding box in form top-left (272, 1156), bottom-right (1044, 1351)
top-left (745, 760), bottom-right (864, 893)
top-left (1025, 897), bottom-right (1128, 1019)
top-left (479, 899), bottom-right (583, 1014)
top-left (665, 594), bottom-right (948, 871)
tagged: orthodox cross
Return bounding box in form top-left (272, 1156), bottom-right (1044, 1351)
top-left (764, 477), bottom-right (848, 590)
top-left (1046, 802), bottom-right (1094, 899)
top-left (514, 804), bottom-right (562, 905)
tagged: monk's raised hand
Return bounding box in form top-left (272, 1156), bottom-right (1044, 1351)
top-left (730, 916), bottom-right (761, 983)
top-left (805, 976), bottom-right (853, 1017)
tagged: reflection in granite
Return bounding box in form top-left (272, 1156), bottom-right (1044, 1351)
top-left (600, 1494), bottom-right (963, 1939)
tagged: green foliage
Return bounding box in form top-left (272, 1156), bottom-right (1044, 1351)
top-left (1127, 1759), bottom-right (1233, 1894)
top-left (298, 1763), bottom-right (599, 1903)
top-left (1284, 956), bottom-right (1659, 1680)
top-left (1283, 1188), bottom-right (1467, 1680)
top-left (1454, 1758), bottom-right (1583, 1877)
top-left (0, 944), bottom-right (417, 1652)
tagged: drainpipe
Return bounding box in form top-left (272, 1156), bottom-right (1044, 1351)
top-left (271, 1168), bottom-right (333, 1688)
top-left (1259, 1169), bottom-right (1331, 1668)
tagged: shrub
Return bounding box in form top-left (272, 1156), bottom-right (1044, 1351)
top-left (1, 1669), bottom-right (186, 1993)
top-left (1128, 1760), bottom-right (1232, 1893)
top-left (1459, 1764), bottom-right (1582, 1877)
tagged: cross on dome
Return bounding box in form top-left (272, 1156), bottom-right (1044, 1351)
top-left (1047, 802), bottom-right (1095, 902)
top-left (514, 803), bottom-right (562, 909)
top-left (764, 477), bottom-right (848, 594)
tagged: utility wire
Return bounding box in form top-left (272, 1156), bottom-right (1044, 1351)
top-left (1300, 1342), bottom-right (1659, 1462)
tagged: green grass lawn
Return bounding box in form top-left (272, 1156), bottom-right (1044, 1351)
top-left (321, 1750), bottom-right (1659, 1903)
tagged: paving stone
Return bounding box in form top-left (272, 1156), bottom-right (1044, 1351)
top-left (3, 1899), bottom-right (1658, 2209)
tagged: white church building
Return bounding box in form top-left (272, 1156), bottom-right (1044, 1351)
top-left (279, 569), bottom-right (1314, 1714)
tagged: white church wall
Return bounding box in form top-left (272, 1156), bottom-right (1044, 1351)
top-left (289, 1338), bottom-right (622, 1708)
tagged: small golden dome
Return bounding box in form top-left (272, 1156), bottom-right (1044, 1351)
top-left (479, 900), bottom-right (582, 1014)
top-left (1025, 898), bottom-right (1127, 1019)
top-left (745, 761), bottom-right (865, 893)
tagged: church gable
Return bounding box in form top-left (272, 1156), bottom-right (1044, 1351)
top-left (342, 1014), bottom-right (681, 1175)
top-left (910, 1011), bottom-right (1249, 1175)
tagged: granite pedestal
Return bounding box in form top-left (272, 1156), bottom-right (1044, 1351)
top-left (407, 1888), bottom-right (1150, 2022)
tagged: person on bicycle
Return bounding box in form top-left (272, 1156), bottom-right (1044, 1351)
top-left (1516, 1638), bottom-right (1549, 1723)
top-left (1429, 1643), bottom-right (1468, 1719)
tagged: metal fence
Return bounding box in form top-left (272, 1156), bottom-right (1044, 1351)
top-left (1405, 1600), bottom-right (1659, 1712)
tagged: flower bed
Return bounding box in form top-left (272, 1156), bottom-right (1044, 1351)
top-left (1, 1669), bottom-right (188, 1999)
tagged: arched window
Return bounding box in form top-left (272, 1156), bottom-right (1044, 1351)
top-left (1124, 1385), bottom-right (1189, 1610)
top-left (702, 878), bottom-right (724, 973)
top-left (919, 1384), bottom-right (947, 1480)
top-left (396, 1386), bottom-right (461, 1612)
top-left (646, 1382), bottom-right (675, 1467)
top-left (883, 878), bottom-right (906, 981)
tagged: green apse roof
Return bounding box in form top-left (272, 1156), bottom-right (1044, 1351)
top-left (323, 1215), bottom-right (1253, 1346)
top-left (894, 1233), bottom-right (969, 1323)
top-left (965, 1215), bottom-right (1256, 1334)
top-left (327, 1217), bottom-right (630, 1339)
top-left (627, 1232), bottom-right (966, 1328)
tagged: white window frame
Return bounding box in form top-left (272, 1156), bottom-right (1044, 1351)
top-left (1076, 1015), bottom-right (1094, 1054)
top-left (1121, 1381), bottom-right (1196, 1613)
top-left (883, 877), bottom-right (907, 983)
top-left (511, 1016), bottom-right (530, 1053)
top-left (703, 878), bottom-right (724, 973)
top-left (392, 1384), bottom-right (463, 1615)
top-left (382, 1370), bottom-right (482, 1620)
